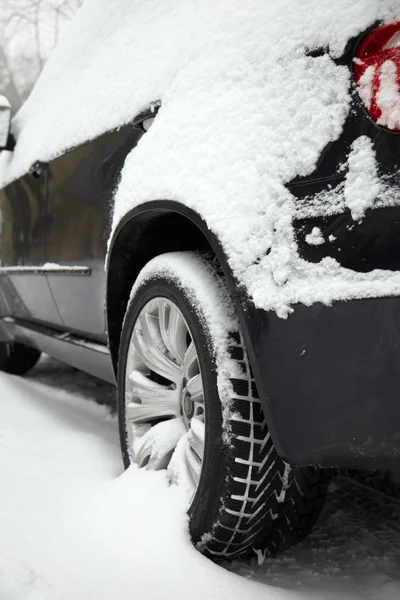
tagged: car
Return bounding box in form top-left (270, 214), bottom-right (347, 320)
top-left (1, 0), bottom-right (400, 560)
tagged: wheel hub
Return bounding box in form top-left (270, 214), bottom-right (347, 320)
top-left (182, 390), bottom-right (194, 422)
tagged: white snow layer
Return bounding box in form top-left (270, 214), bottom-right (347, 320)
top-left (305, 227), bottom-right (325, 246)
top-left (1, 0), bottom-right (400, 315)
top-left (2, 362), bottom-right (400, 600)
top-left (377, 60), bottom-right (400, 129)
top-left (344, 136), bottom-right (381, 221)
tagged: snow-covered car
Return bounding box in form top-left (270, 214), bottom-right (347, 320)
top-left (1, 0), bottom-right (400, 560)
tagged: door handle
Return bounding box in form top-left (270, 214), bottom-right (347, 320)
top-left (29, 161), bottom-right (47, 179)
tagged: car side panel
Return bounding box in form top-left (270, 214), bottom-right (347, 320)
top-left (0, 172), bottom-right (62, 325)
top-left (45, 124), bottom-right (145, 341)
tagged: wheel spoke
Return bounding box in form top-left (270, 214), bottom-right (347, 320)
top-left (187, 417), bottom-right (205, 460)
top-left (183, 433), bottom-right (202, 487)
top-left (186, 373), bottom-right (203, 402)
top-left (134, 418), bottom-right (187, 470)
top-left (183, 342), bottom-right (198, 379)
top-left (128, 370), bottom-right (179, 404)
top-left (158, 299), bottom-right (187, 365)
top-left (126, 400), bottom-right (177, 423)
top-left (132, 313), bottom-right (182, 383)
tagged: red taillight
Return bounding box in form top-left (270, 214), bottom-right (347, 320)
top-left (354, 22), bottom-right (400, 131)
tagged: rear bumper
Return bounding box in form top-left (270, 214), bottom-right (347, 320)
top-left (247, 296), bottom-right (400, 470)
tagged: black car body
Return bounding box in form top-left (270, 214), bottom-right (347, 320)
top-left (1, 4), bottom-right (400, 477)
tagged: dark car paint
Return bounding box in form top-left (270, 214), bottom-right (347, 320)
top-left (45, 124), bottom-right (145, 339)
top-left (1, 28), bottom-right (400, 469)
top-left (0, 166), bottom-right (63, 325)
top-left (0, 121), bottom-right (146, 340)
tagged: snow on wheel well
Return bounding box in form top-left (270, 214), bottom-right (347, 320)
top-left (106, 203), bottom-right (232, 375)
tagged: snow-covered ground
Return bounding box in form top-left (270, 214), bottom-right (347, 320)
top-left (0, 357), bottom-right (400, 600)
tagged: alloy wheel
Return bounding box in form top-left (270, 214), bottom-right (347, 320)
top-left (124, 297), bottom-right (205, 494)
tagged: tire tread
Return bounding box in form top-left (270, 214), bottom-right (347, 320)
top-left (198, 331), bottom-right (330, 559)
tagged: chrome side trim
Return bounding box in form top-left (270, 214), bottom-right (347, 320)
top-left (0, 265), bottom-right (91, 276)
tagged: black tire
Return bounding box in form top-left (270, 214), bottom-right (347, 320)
top-left (117, 252), bottom-right (329, 559)
top-left (0, 342), bottom-right (41, 376)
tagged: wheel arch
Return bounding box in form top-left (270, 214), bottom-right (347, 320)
top-left (106, 200), bottom-right (242, 376)
top-left (106, 200), bottom-right (295, 468)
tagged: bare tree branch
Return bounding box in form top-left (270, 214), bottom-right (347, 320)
top-left (0, 0), bottom-right (81, 108)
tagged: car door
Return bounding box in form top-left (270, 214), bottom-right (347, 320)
top-left (45, 121), bottom-right (147, 342)
top-left (0, 166), bottom-right (63, 326)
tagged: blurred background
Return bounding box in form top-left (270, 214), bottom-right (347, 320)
top-left (0, 0), bottom-right (82, 110)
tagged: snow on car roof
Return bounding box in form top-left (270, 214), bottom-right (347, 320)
top-left (1, 0), bottom-right (400, 315)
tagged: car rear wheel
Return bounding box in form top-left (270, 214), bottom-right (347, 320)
top-left (0, 342), bottom-right (41, 375)
top-left (117, 251), bottom-right (329, 559)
